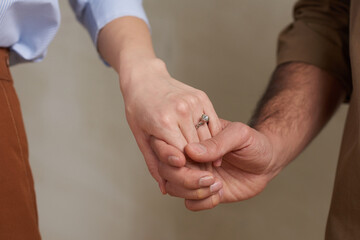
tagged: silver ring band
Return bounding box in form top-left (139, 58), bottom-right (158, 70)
top-left (195, 114), bottom-right (210, 129)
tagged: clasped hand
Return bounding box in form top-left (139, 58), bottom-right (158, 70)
top-left (122, 58), bottom-right (222, 193)
top-left (122, 59), bottom-right (277, 211)
top-left (150, 119), bottom-right (277, 211)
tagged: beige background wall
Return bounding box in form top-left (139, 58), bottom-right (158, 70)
top-left (10, 1), bottom-right (347, 239)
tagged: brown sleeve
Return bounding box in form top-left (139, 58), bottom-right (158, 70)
top-left (277, 0), bottom-right (352, 100)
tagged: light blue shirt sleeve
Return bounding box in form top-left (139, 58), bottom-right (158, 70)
top-left (68, 0), bottom-right (149, 47)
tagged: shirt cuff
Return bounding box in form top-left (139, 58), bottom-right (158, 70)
top-left (70, 0), bottom-right (150, 65)
top-left (83, 4), bottom-right (149, 47)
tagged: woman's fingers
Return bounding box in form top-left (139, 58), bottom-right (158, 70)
top-left (166, 181), bottom-right (222, 200)
top-left (154, 119), bottom-right (189, 152)
top-left (136, 137), bottom-right (167, 194)
top-left (178, 116), bottom-right (200, 144)
top-left (195, 112), bottom-right (223, 167)
top-left (175, 97), bottom-right (200, 145)
top-left (202, 100), bottom-right (223, 166)
top-left (151, 137), bottom-right (223, 200)
top-left (194, 114), bottom-right (215, 170)
top-left (158, 161), bottom-right (217, 189)
top-left (175, 90), bottom-right (220, 147)
top-left (199, 91), bottom-right (222, 137)
top-left (185, 193), bottom-right (222, 211)
top-left (150, 136), bottom-right (186, 167)
top-left (195, 115), bottom-right (212, 141)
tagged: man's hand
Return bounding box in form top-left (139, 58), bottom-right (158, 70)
top-left (151, 62), bottom-right (346, 211)
top-left (151, 119), bottom-right (279, 211)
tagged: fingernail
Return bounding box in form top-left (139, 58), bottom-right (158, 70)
top-left (190, 143), bottom-right (207, 155)
top-left (168, 156), bottom-right (180, 166)
top-left (199, 176), bottom-right (214, 187)
top-left (210, 182), bottom-right (222, 193)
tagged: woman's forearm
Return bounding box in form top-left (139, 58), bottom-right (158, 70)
top-left (97, 16), bottom-right (161, 84)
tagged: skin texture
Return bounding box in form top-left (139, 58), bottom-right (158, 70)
top-left (97, 17), bottom-right (222, 193)
top-left (152, 62), bottom-right (346, 211)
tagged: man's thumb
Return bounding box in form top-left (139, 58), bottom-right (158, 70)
top-left (185, 122), bottom-right (250, 163)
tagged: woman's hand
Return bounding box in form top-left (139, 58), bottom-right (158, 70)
top-left (120, 58), bottom-right (222, 191)
top-left (97, 17), bottom-right (221, 191)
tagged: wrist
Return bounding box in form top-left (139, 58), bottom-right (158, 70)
top-left (115, 47), bottom-right (156, 73)
top-left (256, 126), bottom-right (292, 179)
top-left (117, 55), bottom-right (170, 99)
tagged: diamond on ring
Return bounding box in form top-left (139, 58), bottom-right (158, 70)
top-left (201, 114), bottom-right (209, 123)
top-left (195, 114), bottom-right (210, 129)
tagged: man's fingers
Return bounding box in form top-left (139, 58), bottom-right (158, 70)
top-left (158, 162), bottom-right (216, 189)
top-left (185, 122), bottom-right (252, 163)
top-left (196, 121), bottom-right (223, 167)
top-left (185, 193), bottom-right (221, 211)
top-left (195, 116), bottom-right (221, 168)
top-left (150, 136), bottom-right (186, 167)
top-left (166, 181), bottom-right (222, 200)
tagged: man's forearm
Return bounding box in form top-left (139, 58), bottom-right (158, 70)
top-left (250, 62), bottom-right (346, 175)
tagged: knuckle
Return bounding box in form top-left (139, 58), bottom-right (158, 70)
top-left (233, 122), bottom-right (252, 141)
top-left (242, 124), bottom-right (252, 138)
top-left (197, 90), bottom-right (209, 101)
top-left (153, 58), bottom-right (167, 69)
top-left (241, 124), bottom-right (253, 143)
top-left (233, 122), bottom-right (244, 131)
top-left (158, 114), bottom-right (173, 128)
top-left (175, 101), bottom-right (190, 116)
top-left (233, 122), bottom-right (247, 134)
top-left (187, 95), bottom-right (198, 105)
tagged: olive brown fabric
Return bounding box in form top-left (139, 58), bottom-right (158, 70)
top-left (277, 0), bottom-right (360, 238)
